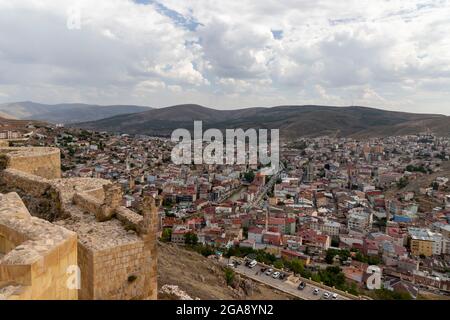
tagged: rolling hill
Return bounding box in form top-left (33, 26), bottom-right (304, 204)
top-left (0, 101), bottom-right (151, 124)
top-left (0, 111), bottom-right (16, 119)
top-left (74, 104), bottom-right (450, 138)
top-left (0, 115), bottom-right (47, 133)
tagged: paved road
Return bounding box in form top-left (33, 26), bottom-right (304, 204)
top-left (243, 163), bottom-right (285, 210)
top-left (228, 261), bottom-right (349, 300)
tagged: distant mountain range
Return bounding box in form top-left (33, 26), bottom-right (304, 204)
top-left (0, 115), bottom-right (47, 132)
top-left (0, 101), bottom-right (151, 123)
top-left (74, 104), bottom-right (450, 138)
top-left (0, 111), bottom-right (15, 119)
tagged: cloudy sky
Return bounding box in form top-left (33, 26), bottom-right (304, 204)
top-left (0, 0), bottom-right (449, 114)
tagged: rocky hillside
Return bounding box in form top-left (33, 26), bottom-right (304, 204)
top-left (157, 242), bottom-right (293, 300)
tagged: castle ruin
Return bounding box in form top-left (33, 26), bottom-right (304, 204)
top-left (0, 144), bottom-right (158, 300)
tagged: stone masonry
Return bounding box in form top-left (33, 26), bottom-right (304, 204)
top-left (0, 192), bottom-right (77, 300)
top-left (0, 144), bottom-right (158, 300)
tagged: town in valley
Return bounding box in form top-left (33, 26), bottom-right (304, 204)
top-left (2, 121), bottom-right (449, 300)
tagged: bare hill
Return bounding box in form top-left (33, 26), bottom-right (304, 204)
top-left (0, 101), bottom-right (151, 124)
top-left (75, 104), bottom-right (450, 138)
top-left (0, 116), bottom-right (46, 132)
top-left (0, 112), bottom-right (16, 119)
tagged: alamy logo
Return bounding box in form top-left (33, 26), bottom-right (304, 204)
top-left (66, 265), bottom-right (81, 290)
top-left (171, 121), bottom-right (280, 174)
top-left (366, 265), bottom-right (382, 290)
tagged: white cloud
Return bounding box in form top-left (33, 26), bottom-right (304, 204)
top-left (0, 0), bottom-right (449, 114)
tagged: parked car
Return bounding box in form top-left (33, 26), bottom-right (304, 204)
top-left (265, 268), bottom-right (273, 276)
top-left (272, 271), bottom-right (281, 279)
top-left (279, 273), bottom-right (286, 280)
top-left (323, 292), bottom-right (330, 299)
top-left (298, 282), bottom-right (306, 290)
top-left (248, 260), bottom-right (258, 268)
top-left (332, 293), bottom-right (338, 299)
top-left (227, 263), bottom-right (235, 268)
top-left (313, 288), bottom-right (320, 295)
top-left (260, 267), bottom-right (267, 273)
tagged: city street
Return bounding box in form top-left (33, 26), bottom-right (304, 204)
top-left (229, 261), bottom-right (350, 300)
top-left (243, 163), bottom-right (285, 210)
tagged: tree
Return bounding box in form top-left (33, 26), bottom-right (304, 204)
top-left (311, 273), bottom-right (321, 282)
top-left (164, 208), bottom-right (175, 217)
top-left (224, 267), bottom-right (235, 286)
top-left (161, 228), bottom-right (172, 242)
top-left (193, 244), bottom-right (215, 257)
top-left (349, 282), bottom-right (359, 295)
top-left (406, 165), bottom-right (427, 174)
top-left (367, 255), bottom-right (381, 265)
top-left (244, 170), bottom-right (255, 183)
top-left (288, 258), bottom-right (305, 275)
top-left (354, 251), bottom-right (367, 263)
top-left (318, 266), bottom-right (346, 288)
top-left (318, 168), bottom-right (326, 178)
top-left (397, 177), bottom-right (409, 189)
top-left (184, 232), bottom-right (198, 246)
top-left (68, 147), bottom-right (76, 157)
top-left (373, 288), bottom-right (412, 300)
top-left (273, 259), bottom-right (284, 269)
top-left (331, 238), bottom-right (340, 247)
top-left (325, 248), bottom-right (350, 264)
top-left (243, 226), bottom-right (249, 238)
top-left (325, 249), bottom-right (338, 264)
top-left (163, 198), bottom-right (174, 208)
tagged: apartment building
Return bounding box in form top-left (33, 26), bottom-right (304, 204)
top-left (408, 227), bottom-right (443, 256)
top-left (347, 208), bottom-right (373, 232)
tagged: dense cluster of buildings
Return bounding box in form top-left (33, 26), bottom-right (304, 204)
top-left (18, 126), bottom-right (450, 298)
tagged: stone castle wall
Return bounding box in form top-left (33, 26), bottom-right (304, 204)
top-left (0, 147), bottom-right (61, 179)
top-left (0, 146), bottom-right (158, 300)
top-left (0, 168), bottom-right (64, 222)
top-left (140, 197), bottom-right (159, 300)
top-left (83, 243), bottom-right (146, 299)
top-left (0, 193), bottom-right (78, 300)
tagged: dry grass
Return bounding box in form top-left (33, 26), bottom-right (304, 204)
top-left (157, 242), bottom-right (293, 300)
